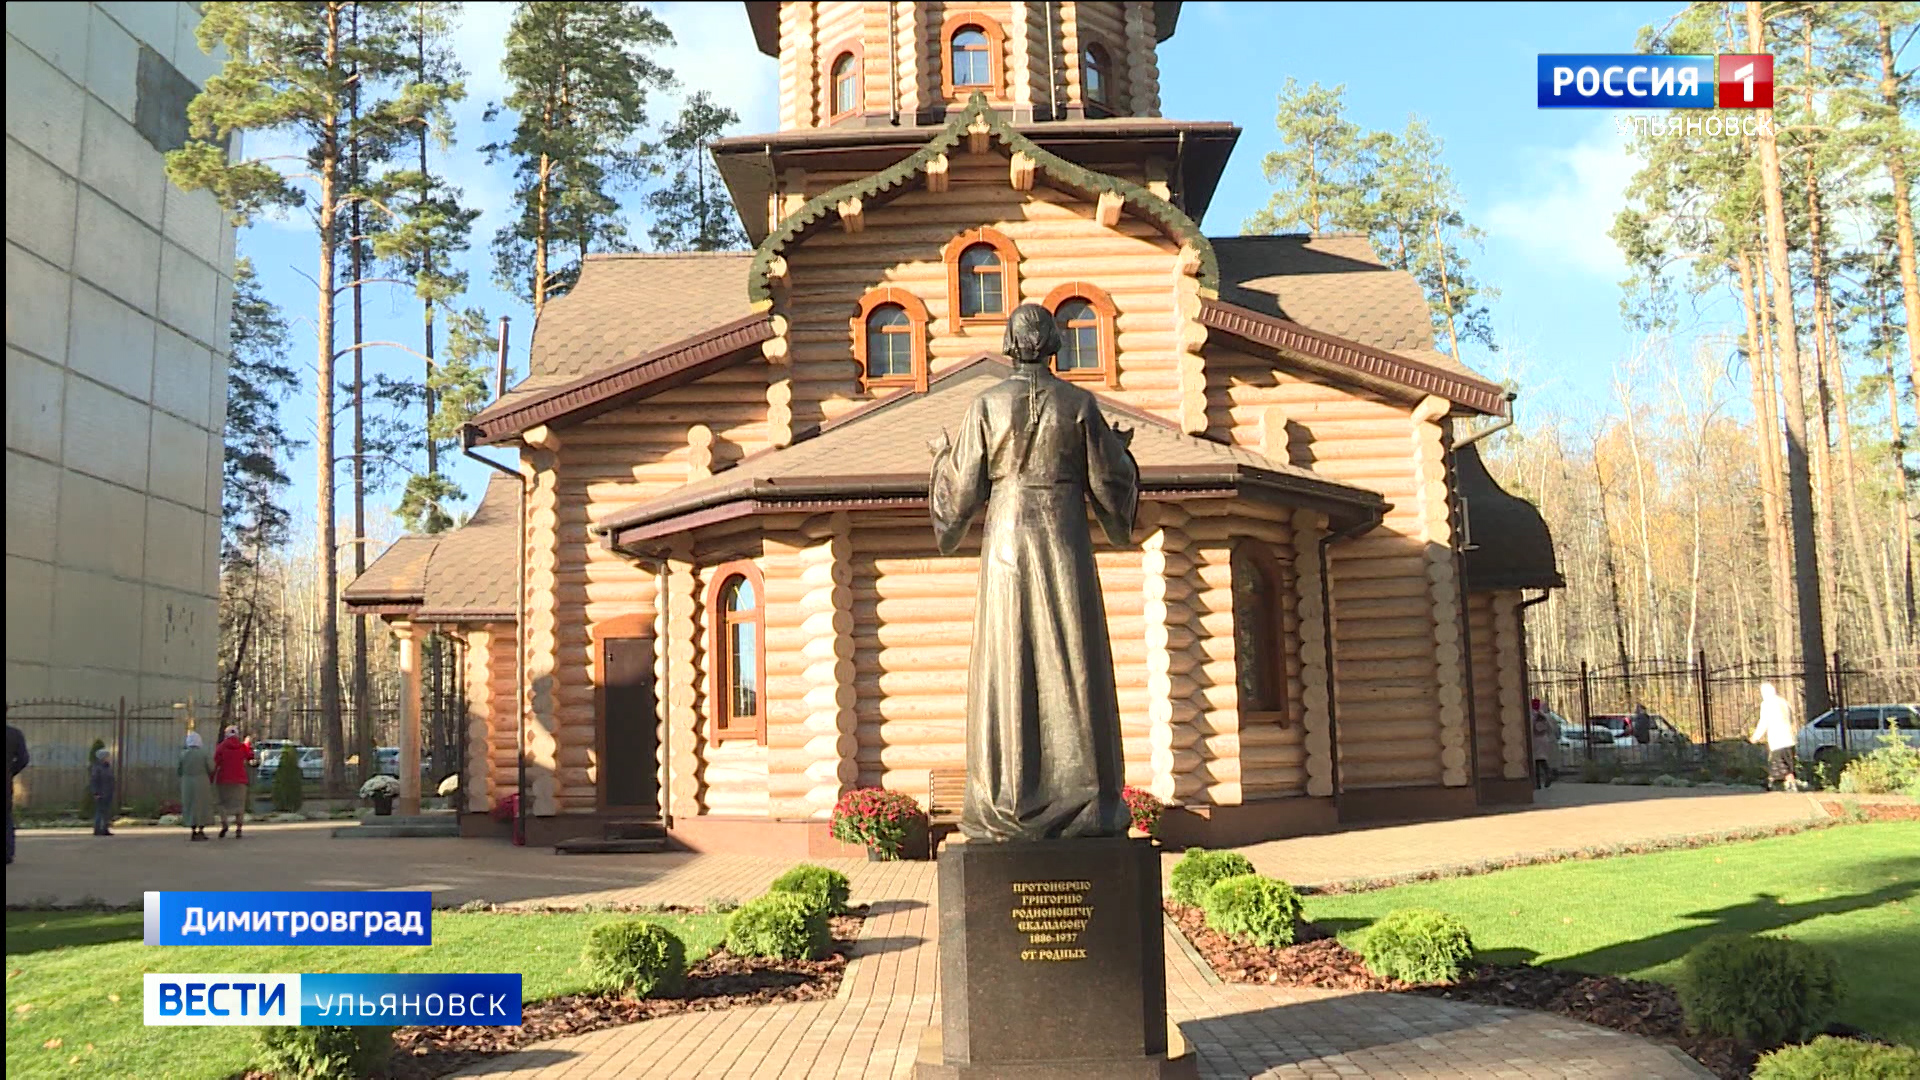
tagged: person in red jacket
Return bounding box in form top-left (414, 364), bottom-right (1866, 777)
top-left (212, 726), bottom-right (255, 839)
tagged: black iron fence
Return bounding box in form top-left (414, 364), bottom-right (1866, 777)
top-left (4, 699), bottom-right (197, 812)
top-left (1527, 651), bottom-right (1920, 774)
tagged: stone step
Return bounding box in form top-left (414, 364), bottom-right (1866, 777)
top-left (603, 818), bottom-right (666, 841)
top-left (554, 836), bottom-right (669, 855)
top-left (331, 819), bottom-right (460, 839)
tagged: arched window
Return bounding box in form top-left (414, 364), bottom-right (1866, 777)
top-left (951, 27), bottom-right (991, 87)
top-left (710, 565), bottom-right (765, 744)
top-left (1084, 43), bottom-right (1111, 108)
top-left (852, 287), bottom-right (930, 392)
top-left (1231, 541), bottom-right (1287, 721)
top-left (1042, 282), bottom-right (1118, 387)
top-left (943, 227), bottom-right (1020, 327)
top-left (957, 245), bottom-right (1005, 318)
top-left (830, 52), bottom-right (859, 119)
top-left (940, 13), bottom-right (1005, 99)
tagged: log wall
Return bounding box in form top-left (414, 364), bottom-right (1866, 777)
top-left (1467, 591), bottom-right (1499, 781)
top-left (455, 621), bottom-right (517, 812)
top-left (776, 2), bottom-right (1165, 130)
top-left (1491, 590), bottom-right (1529, 781)
top-left (779, 152), bottom-right (1183, 436)
top-left (1205, 345), bottom-right (1447, 791)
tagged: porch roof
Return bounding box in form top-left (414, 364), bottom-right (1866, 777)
top-left (1456, 442), bottom-right (1564, 592)
top-left (594, 355), bottom-right (1388, 554)
top-left (343, 475), bottom-right (521, 622)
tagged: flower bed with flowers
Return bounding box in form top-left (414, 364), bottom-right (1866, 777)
top-left (1122, 786), bottom-right (1165, 837)
top-left (358, 774), bottom-right (401, 800)
top-left (830, 787), bottom-right (928, 859)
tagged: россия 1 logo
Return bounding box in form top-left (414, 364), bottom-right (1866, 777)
top-left (1538, 54), bottom-right (1773, 109)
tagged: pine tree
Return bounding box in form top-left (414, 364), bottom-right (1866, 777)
top-left (484, 1), bottom-right (675, 314)
top-left (219, 260), bottom-right (298, 724)
top-left (1242, 78), bottom-right (1379, 236)
top-left (169, 1), bottom-right (459, 795)
top-left (1369, 118), bottom-right (1497, 355)
top-left (394, 309), bottom-right (501, 533)
top-left (646, 92), bottom-right (746, 251)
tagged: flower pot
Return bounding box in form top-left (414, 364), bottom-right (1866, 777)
top-left (371, 794), bottom-right (395, 817)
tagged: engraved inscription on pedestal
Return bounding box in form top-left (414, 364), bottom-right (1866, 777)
top-left (1013, 879), bottom-right (1093, 961)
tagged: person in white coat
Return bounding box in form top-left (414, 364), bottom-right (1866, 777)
top-left (1750, 683), bottom-right (1800, 792)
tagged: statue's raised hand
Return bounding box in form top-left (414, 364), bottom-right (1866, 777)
top-left (1111, 422), bottom-right (1135, 448)
top-left (928, 429), bottom-right (952, 457)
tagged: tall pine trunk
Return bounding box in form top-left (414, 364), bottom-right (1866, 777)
top-left (1882, 277), bottom-right (1918, 644)
top-left (316, 6), bottom-right (347, 795)
top-left (1738, 251), bottom-right (1793, 660)
top-left (1876, 11), bottom-right (1920, 411)
top-left (349, 17), bottom-right (372, 793)
top-left (1748, 3), bottom-right (1829, 715)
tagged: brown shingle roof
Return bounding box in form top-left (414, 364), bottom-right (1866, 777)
top-left (469, 252), bottom-right (759, 436)
top-left (1212, 233), bottom-right (1502, 391)
top-left (597, 355), bottom-right (1385, 548)
top-left (342, 536), bottom-right (438, 604)
top-left (343, 476), bottom-right (521, 622)
top-left (416, 474), bottom-right (520, 619)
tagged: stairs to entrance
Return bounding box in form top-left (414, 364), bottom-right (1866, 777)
top-left (330, 814), bottom-right (460, 839)
top-left (554, 817), bottom-right (668, 854)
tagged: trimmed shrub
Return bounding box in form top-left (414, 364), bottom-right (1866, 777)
top-left (271, 749), bottom-right (305, 812)
top-left (582, 919), bottom-right (687, 998)
top-left (1359, 908), bottom-right (1475, 985)
top-left (257, 1025), bottom-right (394, 1080)
top-left (1201, 874), bottom-right (1302, 948)
top-left (1753, 1037), bottom-right (1920, 1080)
top-left (1167, 848), bottom-right (1257, 908)
top-left (726, 893), bottom-right (831, 960)
top-left (1676, 934), bottom-right (1844, 1044)
top-left (768, 864), bottom-right (851, 917)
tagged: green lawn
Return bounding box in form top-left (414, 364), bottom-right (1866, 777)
top-left (4, 909), bottom-right (729, 1080)
top-left (1304, 822), bottom-right (1920, 1044)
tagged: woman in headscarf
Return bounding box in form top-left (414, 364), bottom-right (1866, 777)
top-left (88, 748), bottom-right (115, 836)
top-left (177, 730), bottom-right (215, 841)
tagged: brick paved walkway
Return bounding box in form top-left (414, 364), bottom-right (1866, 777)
top-left (448, 878), bottom-right (1709, 1080)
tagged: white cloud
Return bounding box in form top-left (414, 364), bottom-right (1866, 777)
top-left (1484, 120), bottom-right (1641, 277)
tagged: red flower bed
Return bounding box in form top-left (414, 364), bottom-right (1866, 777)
top-left (830, 787), bottom-right (927, 859)
top-left (1121, 786), bottom-right (1165, 836)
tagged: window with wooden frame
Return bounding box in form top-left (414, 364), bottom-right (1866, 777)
top-left (1231, 541), bottom-right (1288, 723)
top-left (708, 563), bottom-right (765, 745)
top-left (1083, 42), bottom-right (1112, 110)
top-left (940, 13), bottom-right (1005, 99)
top-left (828, 50), bottom-right (860, 121)
top-left (852, 287), bottom-right (930, 392)
top-left (943, 228), bottom-right (1020, 327)
top-left (1042, 282), bottom-right (1118, 387)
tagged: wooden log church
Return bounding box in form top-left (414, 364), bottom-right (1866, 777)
top-left (346, 1), bottom-right (1562, 853)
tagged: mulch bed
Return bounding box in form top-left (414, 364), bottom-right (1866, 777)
top-left (1166, 902), bottom-right (1781, 1078)
top-left (1819, 800), bottom-right (1920, 823)
top-left (376, 912), bottom-right (863, 1080)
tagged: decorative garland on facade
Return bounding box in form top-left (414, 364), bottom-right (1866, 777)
top-left (746, 92), bottom-right (1219, 307)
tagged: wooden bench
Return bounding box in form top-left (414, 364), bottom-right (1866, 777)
top-left (927, 767), bottom-right (966, 853)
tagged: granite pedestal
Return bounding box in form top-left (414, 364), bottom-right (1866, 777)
top-left (914, 836), bottom-right (1196, 1079)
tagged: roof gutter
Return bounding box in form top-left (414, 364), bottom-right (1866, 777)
top-left (1456, 391), bottom-right (1518, 449)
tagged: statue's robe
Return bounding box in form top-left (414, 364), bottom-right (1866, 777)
top-left (930, 363), bottom-right (1139, 842)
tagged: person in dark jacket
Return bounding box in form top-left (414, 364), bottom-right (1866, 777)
top-left (89, 749), bottom-right (116, 836)
top-left (1632, 703), bottom-right (1654, 745)
top-left (6, 724), bottom-right (27, 864)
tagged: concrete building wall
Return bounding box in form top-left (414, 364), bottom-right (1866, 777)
top-left (6, 2), bottom-right (235, 709)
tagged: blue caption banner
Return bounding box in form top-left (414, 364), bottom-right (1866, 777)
top-left (143, 890), bottom-right (434, 946)
top-left (1537, 54), bottom-right (1715, 108)
top-left (301, 974), bottom-right (522, 1026)
top-left (143, 974), bottom-right (522, 1026)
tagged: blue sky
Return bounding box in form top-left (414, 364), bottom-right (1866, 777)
top-left (238, 0), bottom-right (1718, 542)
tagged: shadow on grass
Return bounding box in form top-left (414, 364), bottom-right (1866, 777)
top-left (1553, 860), bottom-right (1920, 977)
top-left (4, 908), bottom-right (143, 955)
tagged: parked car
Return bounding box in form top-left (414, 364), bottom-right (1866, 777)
top-left (1799, 704), bottom-right (1920, 764)
top-left (1585, 713), bottom-right (1691, 748)
top-left (1542, 710), bottom-right (1585, 751)
top-left (256, 742), bottom-right (295, 781)
top-left (297, 746), bottom-right (323, 781)
top-left (374, 748), bottom-right (435, 776)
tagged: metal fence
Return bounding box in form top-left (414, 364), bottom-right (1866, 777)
top-left (4, 699), bottom-right (194, 812)
top-left (1527, 651), bottom-right (1920, 772)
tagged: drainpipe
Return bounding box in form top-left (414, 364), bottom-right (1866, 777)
top-left (464, 318), bottom-right (527, 845)
top-left (1045, 2), bottom-right (1058, 120)
top-left (1318, 505), bottom-right (1386, 816)
top-left (1455, 391), bottom-right (1518, 450)
top-left (1450, 391), bottom-right (1516, 795)
top-left (633, 551), bottom-right (674, 832)
top-left (887, 3), bottom-right (899, 126)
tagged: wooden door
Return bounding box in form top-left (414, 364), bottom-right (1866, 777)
top-left (600, 638), bottom-right (659, 811)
